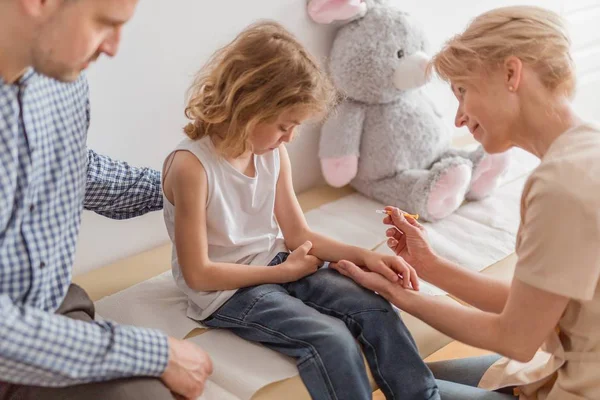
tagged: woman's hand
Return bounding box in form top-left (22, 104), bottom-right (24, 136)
top-left (331, 260), bottom-right (416, 308)
top-left (360, 252), bottom-right (420, 290)
top-left (383, 207), bottom-right (437, 278)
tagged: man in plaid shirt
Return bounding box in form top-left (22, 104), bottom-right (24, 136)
top-left (0, 1), bottom-right (212, 399)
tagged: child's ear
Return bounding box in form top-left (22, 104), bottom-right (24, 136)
top-left (307, 0), bottom-right (368, 24)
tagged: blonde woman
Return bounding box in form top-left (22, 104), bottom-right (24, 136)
top-left (162, 21), bottom-right (440, 400)
top-left (334, 6), bottom-right (600, 400)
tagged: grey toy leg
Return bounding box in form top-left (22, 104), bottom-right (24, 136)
top-left (439, 146), bottom-right (485, 168)
top-left (438, 147), bottom-right (510, 200)
top-left (353, 156), bottom-right (473, 221)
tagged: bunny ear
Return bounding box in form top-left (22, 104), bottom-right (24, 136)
top-left (308, 0), bottom-right (367, 24)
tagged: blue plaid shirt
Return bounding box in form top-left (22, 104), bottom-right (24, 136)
top-left (0, 70), bottom-right (169, 386)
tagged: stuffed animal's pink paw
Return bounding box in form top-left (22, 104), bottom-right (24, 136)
top-left (467, 152), bottom-right (511, 201)
top-left (427, 164), bottom-right (471, 220)
top-left (321, 155), bottom-right (358, 187)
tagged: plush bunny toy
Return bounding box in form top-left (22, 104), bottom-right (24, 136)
top-left (309, 0), bottom-right (510, 221)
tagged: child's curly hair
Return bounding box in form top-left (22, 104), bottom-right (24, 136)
top-left (183, 21), bottom-right (337, 157)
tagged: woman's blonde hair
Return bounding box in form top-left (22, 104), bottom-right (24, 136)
top-left (183, 21), bottom-right (336, 157)
top-left (430, 6), bottom-right (575, 97)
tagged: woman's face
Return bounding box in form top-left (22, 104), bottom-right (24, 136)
top-left (451, 68), bottom-right (520, 153)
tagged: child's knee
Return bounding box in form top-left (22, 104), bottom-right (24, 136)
top-left (352, 290), bottom-right (396, 313)
top-left (303, 317), bottom-right (357, 352)
top-left (312, 326), bottom-right (363, 362)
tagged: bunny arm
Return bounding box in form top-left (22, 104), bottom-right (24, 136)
top-left (319, 100), bottom-right (366, 187)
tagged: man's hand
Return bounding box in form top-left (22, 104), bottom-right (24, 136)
top-left (161, 337), bottom-right (213, 400)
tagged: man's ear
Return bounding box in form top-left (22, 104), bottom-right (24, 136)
top-left (18, 0), bottom-right (62, 19)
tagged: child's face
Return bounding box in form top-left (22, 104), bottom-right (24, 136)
top-left (249, 108), bottom-right (312, 155)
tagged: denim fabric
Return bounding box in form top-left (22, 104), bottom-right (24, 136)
top-left (428, 355), bottom-right (517, 399)
top-left (203, 252), bottom-right (439, 400)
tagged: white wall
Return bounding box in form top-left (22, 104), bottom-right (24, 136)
top-left (73, 0), bottom-right (594, 275)
top-left (75, 0), bottom-right (338, 275)
top-left (563, 1), bottom-right (600, 121)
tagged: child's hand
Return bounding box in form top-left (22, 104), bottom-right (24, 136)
top-left (362, 253), bottom-right (420, 290)
top-left (278, 241), bottom-right (322, 282)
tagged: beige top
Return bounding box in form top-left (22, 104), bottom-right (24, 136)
top-left (479, 122), bottom-right (600, 400)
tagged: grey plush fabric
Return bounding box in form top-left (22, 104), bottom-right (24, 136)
top-left (318, 0), bottom-right (496, 221)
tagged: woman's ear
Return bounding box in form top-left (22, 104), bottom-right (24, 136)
top-left (504, 56), bottom-right (522, 92)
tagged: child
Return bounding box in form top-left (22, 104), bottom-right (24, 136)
top-left (162, 21), bottom-right (439, 400)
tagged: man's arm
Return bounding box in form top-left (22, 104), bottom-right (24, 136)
top-left (84, 149), bottom-right (163, 219)
top-left (0, 295), bottom-right (169, 386)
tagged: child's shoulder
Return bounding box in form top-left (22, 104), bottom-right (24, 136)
top-left (164, 149), bottom-right (207, 187)
top-left (162, 149), bottom-right (209, 206)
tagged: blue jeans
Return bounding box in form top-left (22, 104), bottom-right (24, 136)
top-left (203, 253), bottom-right (439, 400)
top-left (428, 355), bottom-right (517, 399)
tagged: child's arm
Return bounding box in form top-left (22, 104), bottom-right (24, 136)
top-left (166, 151), bottom-right (320, 292)
top-left (274, 146), bottom-right (418, 289)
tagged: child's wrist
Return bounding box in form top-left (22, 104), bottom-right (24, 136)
top-left (271, 262), bottom-right (289, 284)
top-left (352, 247), bottom-right (372, 266)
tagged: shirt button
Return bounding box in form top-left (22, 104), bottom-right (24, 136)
top-left (29, 204), bottom-right (35, 212)
top-left (40, 262), bottom-right (46, 269)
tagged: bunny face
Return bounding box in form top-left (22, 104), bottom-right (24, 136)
top-left (328, 4), bottom-right (431, 104)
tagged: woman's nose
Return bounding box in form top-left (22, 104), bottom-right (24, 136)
top-left (455, 108), bottom-right (468, 128)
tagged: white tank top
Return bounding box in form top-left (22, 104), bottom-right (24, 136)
top-left (163, 136), bottom-right (287, 320)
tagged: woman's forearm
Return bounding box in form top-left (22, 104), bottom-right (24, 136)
top-left (423, 257), bottom-right (510, 313)
top-left (400, 290), bottom-right (527, 361)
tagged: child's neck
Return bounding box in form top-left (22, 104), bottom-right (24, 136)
top-left (223, 148), bottom-right (256, 178)
top-left (210, 133), bottom-right (256, 178)
top-left (227, 151), bottom-right (256, 178)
